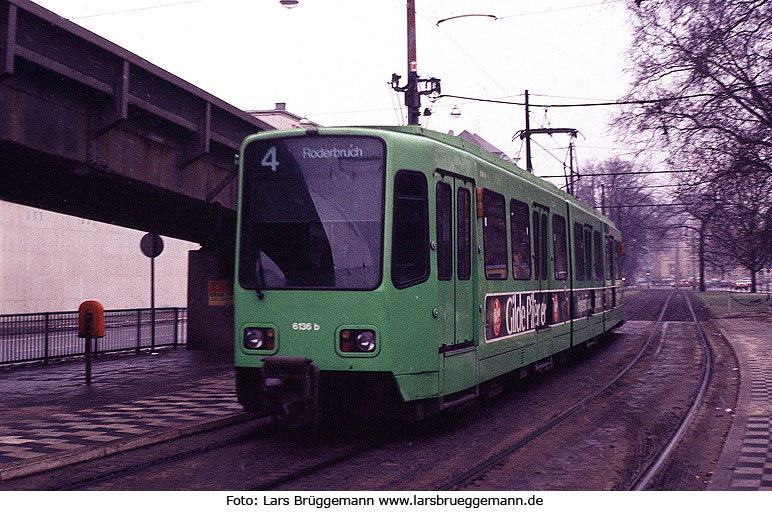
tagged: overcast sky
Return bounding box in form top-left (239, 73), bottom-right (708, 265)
top-left (32, 0), bottom-right (639, 185)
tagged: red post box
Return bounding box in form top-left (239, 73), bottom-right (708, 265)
top-left (78, 301), bottom-right (105, 338)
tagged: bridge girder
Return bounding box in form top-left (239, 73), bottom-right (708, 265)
top-left (0, 0), bottom-right (271, 245)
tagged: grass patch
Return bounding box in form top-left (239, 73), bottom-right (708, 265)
top-left (697, 291), bottom-right (772, 318)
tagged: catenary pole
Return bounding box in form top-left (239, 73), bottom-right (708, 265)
top-left (406, 0), bottom-right (420, 125)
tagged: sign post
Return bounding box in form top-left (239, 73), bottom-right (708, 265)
top-left (140, 233), bottom-right (164, 354)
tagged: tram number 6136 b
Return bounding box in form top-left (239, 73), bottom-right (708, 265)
top-left (292, 322), bottom-right (320, 331)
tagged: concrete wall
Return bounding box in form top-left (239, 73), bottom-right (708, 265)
top-left (0, 200), bottom-right (199, 314)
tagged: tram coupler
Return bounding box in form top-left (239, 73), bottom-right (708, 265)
top-left (261, 356), bottom-right (320, 429)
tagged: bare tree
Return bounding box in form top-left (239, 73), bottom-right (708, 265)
top-left (617, 0), bottom-right (772, 182)
top-left (707, 173), bottom-right (772, 292)
top-left (672, 180), bottom-right (722, 291)
top-left (616, 0), bottom-right (772, 289)
top-left (574, 158), bottom-right (673, 282)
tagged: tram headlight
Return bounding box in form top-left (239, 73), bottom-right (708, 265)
top-left (339, 328), bottom-right (377, 353)
top-left (244, 327), bottom-right (275, 351)
top-left (355, 330), bottom-right (376, 352)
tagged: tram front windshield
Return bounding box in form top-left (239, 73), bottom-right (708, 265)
top-left (239, 136), bottom-right (385, 290)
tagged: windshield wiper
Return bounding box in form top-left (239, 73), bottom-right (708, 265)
top-left (255, 252), bottom-right (266, 300)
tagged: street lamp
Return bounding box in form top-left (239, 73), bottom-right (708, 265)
top-left (279, 0), bottom-right (299, 8)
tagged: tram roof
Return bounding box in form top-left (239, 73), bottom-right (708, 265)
top-left (363, 126), bottom-right (616, 229)
top-left (246, 125), bottom-right (617, 231)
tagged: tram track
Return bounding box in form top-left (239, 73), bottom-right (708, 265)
top-left (245, 292), bottom-right (667, 491)
top-left (625, 291), bottom-right (714, 490)
top-left (427, 289), bottom-right (717, 491)
top-left (248, 442), bottom-right (379, 491)
top-left (43, 417), bottom-right (272, 491)
top-left (239, 290), bottom-right (680, 491)
top-left (7, 413), bottom-right (396, 491)
top-left (3, 289), bottom-right (724, 491)
top-left (435, 290), bottom-right (676, 490)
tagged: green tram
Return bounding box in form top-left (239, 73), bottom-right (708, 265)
top-left (234, 126), bottom-right (624, 422)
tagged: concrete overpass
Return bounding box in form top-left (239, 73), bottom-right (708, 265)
top-left (1, 0), bottom-right (274, 348)
top-left (0, 0), bottom-right (272, 246)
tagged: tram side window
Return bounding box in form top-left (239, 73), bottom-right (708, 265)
top-left (533, 211), bottom-right (548, 281)
top-left (457, 188), bottom-right (472, 281)
top-left (574, 222), bottom-right (585, 281)
top-left (540, 213), bottom-right (548, 280)
top-left (533, 212), bottom-right (541, 280)
top-left (510, 199), bottom-right (531, 280)
top-left (392, 171), bottom-right (429, 288)
top-left (605, 235), bottom-right (613, 280)
top-left (616, 241), bottom-right (624, 280)
top-left (436, 182), bottom-right (452, 281)
top-left (593, 230), bottom-right (603, 281)
top-left (553, 215), bottom-right (568, 280)
top-left (584, 226), bottom-right (593, 282)
top-left (482, 189), bottom-right (508, 280)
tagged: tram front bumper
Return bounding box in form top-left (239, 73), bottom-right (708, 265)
top-left (261, 356), bottom-right (319, 419)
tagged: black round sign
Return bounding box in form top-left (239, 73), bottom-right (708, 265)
top-left (140, 233), bottom-right (164, 258)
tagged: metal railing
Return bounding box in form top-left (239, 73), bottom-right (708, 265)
top-left (0, 308), bottom-right (187, 365)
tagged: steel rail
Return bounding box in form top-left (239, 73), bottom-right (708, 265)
top-left (49, 415), bottom-right (374, 491)
top-left (252, 290), bottom-right (660, 491)
top-left (437, 290), bottom-right (674, 490)
top-left (628, 291), bottom-right (714, 490)
top-left (253, 291), bottom-right (660, 492)
top-left (248, 441), bottom-right (381, 491)
top-left (52, 416), bottom-right (268, 490)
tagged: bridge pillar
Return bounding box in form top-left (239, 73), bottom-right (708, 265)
top-left (187, 247), bottom-right (234, 351)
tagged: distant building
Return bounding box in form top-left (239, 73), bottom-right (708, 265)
top-left (246, 102), bottom-right (319, 130)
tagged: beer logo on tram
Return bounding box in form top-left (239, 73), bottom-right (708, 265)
top-left (485, 291), bottom-right (550, 342)
top-left (492, 298), bottom-right (502, 337)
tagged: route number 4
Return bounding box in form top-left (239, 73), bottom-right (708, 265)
top-left (261, 146), bottom-right (280, 171)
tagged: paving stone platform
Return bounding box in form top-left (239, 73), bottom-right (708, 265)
top-left (710, 318), bottom-right (772, 491)
top-left (0, 348), bottom-right (241, 477)
top-left (1, 308), bottom-right (772, 490)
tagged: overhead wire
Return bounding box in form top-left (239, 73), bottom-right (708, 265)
top-left (531, 138), bottom-right (567, 166)
top-left (612, 184), bottom-right (683, 189)
top-left (64, 0), bottom-right (730, 184)
top-left (495, 1), bottom-right (623, 21)
top-left (66, 0), bottom-right (771, 128)
top-left (540, 169), bottom-right (695, 178)
top-left (70, 0), bottom-right (208, 20)
top-left (440, 81), bottom-right (772, 109)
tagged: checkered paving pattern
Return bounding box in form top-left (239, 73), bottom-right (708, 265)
top-left (727, 324), bottom-right (772, 490)
top-left (728, 415), bottom-right (772, 490)
top-left (0, 376), bottom-right (241, 465)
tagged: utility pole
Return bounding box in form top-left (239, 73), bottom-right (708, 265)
top-left (601, 184), bottom-right (606, 216)
top-left (391, 0), bottom-right (441, 125)
top-left (406, 0), bottom-right (420, 125)
top-left (568, 141), bottom-right (574, 196)
top-left (514, 91), bottom-right (578, 179)
top-left (517, 126), bottom-right (579, 179)
top-left (525, 90), bottom-right (533, 172)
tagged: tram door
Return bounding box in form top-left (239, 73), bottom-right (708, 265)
top-left (549, 211), bottom-right (571, 353)
top-left (532, 204), bottom-right (551, 361)
top-left (436, 175), bottom-right (477, 399)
